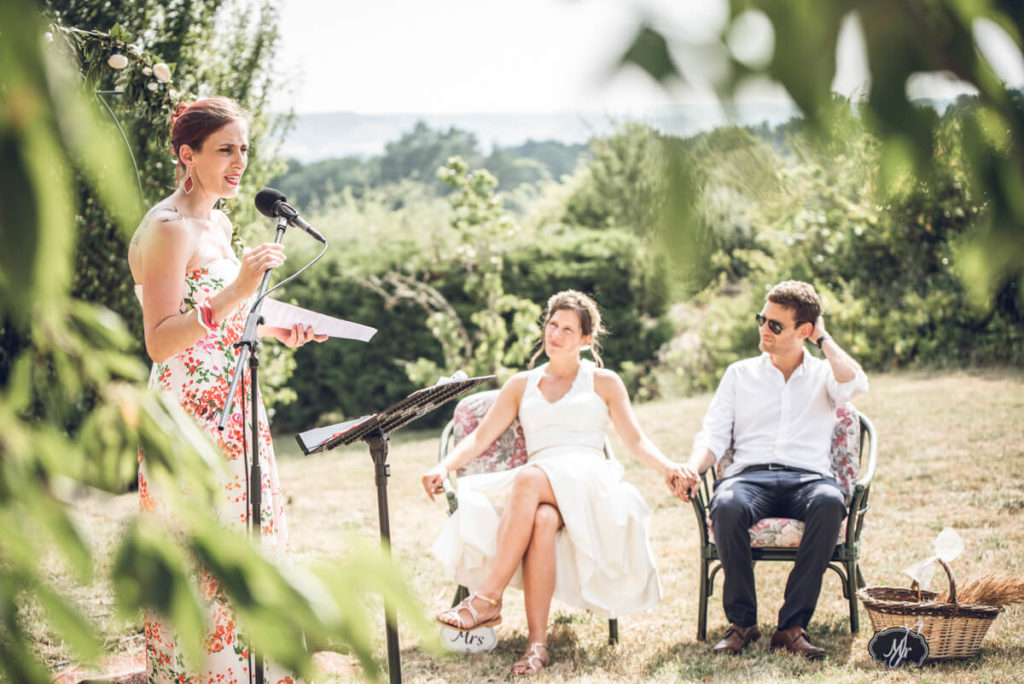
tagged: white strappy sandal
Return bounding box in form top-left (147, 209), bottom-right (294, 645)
top-left (511, 642), bottom-right (549, 676)
top-left (436, 592), bottom-right (502, 631)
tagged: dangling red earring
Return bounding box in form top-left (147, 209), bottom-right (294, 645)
top-left (182, 171), bottom-right (194, 195)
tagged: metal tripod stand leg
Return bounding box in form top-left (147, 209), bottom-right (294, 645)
top-left (367, 429), bottom-right (402, 684)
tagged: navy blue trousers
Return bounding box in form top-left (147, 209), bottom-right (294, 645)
top-left (709, 468), bottom-right (847, 630)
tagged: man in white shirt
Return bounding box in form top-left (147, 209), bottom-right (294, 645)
top-left (679, 281), bottom-right (868, 660)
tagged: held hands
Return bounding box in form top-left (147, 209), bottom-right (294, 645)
top-left (234, 243), bottom-right (286, 297)
top-left (421, 463), bottom-right (448, 502)
top-left (664, 462), bottom-right (701, 502)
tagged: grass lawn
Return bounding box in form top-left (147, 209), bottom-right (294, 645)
top-left (46, 369), bottom-right (1024, 682)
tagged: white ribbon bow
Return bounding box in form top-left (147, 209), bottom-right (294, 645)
top-left (902, 527), bottom-right (964, 588)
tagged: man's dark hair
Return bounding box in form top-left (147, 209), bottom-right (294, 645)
top-left (766, 281), bottom-right (821, 327)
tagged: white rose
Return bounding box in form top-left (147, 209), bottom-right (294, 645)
top-left (153, 63), bottom-right (172, 83)
top-left (142, 66), bottom-right (152, 76)
top-left (107, 54), bottom-right (128, 69)
top-left (147, 82), bottom-right (158, 92)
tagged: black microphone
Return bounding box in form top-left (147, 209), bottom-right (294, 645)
top-left (254, 188), bottom-right (327, 244)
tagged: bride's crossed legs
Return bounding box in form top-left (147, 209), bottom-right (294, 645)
top-left (440, 465), bottom-right (562, 653)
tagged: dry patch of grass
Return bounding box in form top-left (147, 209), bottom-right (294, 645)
top-left (40, 369), bottom-right (1024, 682)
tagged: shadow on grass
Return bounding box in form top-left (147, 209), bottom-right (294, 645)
top-left (640, 619), bottom-right (858, 680)
top-left (811, 616), bottom-right (858, 661)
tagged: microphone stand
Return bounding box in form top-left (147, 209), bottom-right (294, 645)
top-left (217, 215), bottom-right (288, 684)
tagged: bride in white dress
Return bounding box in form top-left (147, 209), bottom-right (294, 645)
top-left (421, 290), bottom-right (689, 675)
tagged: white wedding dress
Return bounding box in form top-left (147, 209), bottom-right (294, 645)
top-left (431, 360), bottom-right (661, 619)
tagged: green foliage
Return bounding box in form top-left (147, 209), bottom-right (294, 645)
top-left (273, 155), bottom-right (382, 209)
top-left (399, 157), bottom-right (542, 385)
top-left (271, 174), bottom-right (672, 432)
top-left (562, 122), bottom-right (709, 300)
top-left (656, 290), bottom-right (757, 397)
top-left (478, 148), bottom-right (548, 192)
top-left (565, 122), bottom-right (675, 236)
top-left (47, 1), bottom-right (293, 369)
top-left (268, 184), bottom-right (461, 429)
top-left (270, 265), bottom-right (450, 430)
top-left (660, 103), bottom-right (1024, 395)
top-left (619, 24), bottom-right (681, 84)
top-left (269, 122), bottom-right (587, 211)
top-left (482, 140), bottom-right (588, 192)
top-left (502, 226), bottom-right (673, 377)
top-left (275, 105), bottom-right (1019, 412)
top-left (499, 139), bottom-right (588, 181)
top-left (620, 0), bottom-right (1024, 306)
top-left (1, 1), bottom-right (431, 680)
top-left (680, 125), bottom-right (783, 288)
top-left (381, 121), bottom-right (484, 193)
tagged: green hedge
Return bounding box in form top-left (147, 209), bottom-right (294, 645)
top-left (272, 226), bottom-right (671, 433)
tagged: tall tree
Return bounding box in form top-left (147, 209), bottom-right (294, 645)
top-left (380, 121), bottom-right (484, 192)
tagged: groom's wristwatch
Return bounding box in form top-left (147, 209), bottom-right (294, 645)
top-left (815, 335), bottom-right (830, 350)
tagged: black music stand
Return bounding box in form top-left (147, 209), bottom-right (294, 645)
top-left (296, 375), bottom-right (495, 684)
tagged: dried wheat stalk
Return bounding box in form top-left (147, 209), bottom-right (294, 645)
top-left (936, 573), bottom-right (1024, 607)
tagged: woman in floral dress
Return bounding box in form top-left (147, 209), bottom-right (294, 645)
top-left (127, 96), bottom-right (323, 683)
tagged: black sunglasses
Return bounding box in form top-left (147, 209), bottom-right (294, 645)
top-left (755, 312), bottom-right (787, 335)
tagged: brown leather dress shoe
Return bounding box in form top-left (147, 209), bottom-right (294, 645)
top-left (712, 624), bottom-right (761, 654)
top-left (769, 626), bottom-right (826, 660)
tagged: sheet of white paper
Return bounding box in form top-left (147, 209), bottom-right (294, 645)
top-left (433, 370), bottom-right (468, 386)
top-left (410, 370), bottom-right (473, 398)
top-left (262, 298), bottom-right (376, 342)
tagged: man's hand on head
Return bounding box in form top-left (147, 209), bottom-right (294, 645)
top-left (811, 315), bottom-right (827, 343)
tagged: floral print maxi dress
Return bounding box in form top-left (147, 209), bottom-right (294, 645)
top-left (137, 257), bottom-right (297, 684)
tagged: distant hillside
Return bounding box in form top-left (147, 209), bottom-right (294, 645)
top-left (281, 104), bottom-right (803, 162)
top-left (271, 130), bottom-right (588, 209)
top-left (280, 98), bottom-right (964, 163)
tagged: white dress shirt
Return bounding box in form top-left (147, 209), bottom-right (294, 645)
top-left (693, 349), bottom-right (869, 478)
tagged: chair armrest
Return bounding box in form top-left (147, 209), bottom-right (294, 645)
top-left (443, 481), bottom-right (458, 514)
top-left (438, 418), bottom-right (459, 515)
top-left (689, 470), bottom-right (713, 547)
top-left (438, 418), bottom-right (455, 464)
top-left (844, 483), bottom-right (869, 545)
top-left (843, 412), bottom-right (878, 546)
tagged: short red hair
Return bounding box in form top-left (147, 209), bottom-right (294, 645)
top-left (170, 96), bottom-right (249, 180)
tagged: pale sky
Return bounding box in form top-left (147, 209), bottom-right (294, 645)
top-left (275, 0), bottom-right (1024, 115)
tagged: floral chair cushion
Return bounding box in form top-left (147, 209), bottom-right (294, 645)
top-left (451, 390), bottom-right (528, 477)
top-left (710, 403), bottom-right (860, 548)
top-left (709, 516), bottom-right (849, 548)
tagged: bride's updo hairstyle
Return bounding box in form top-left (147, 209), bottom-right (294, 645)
top-left (529, 290), bottom-right (607, 368)
top-left (169, 97), bottom-right (249, 183)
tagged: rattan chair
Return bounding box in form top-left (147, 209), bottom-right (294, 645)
top-left (689, 407), bottom-right (878, 640)
top-left (438, 388), bottom-right (620, 645)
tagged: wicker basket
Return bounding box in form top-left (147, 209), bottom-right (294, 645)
top-left (858, 558), bottom-right (1003, 661)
